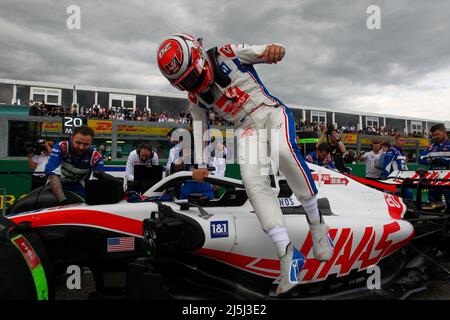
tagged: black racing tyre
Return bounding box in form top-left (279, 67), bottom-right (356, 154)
top-left (0, 216), bottom-right (55, 300)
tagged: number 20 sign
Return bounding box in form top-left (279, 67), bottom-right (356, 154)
top-left (62, 116), bottom-right (85, 135)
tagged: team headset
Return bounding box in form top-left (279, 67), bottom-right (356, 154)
top-left (137, 143), bottom-right (155, 162)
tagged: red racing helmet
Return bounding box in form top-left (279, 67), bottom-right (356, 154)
top-left (157, 33), bottom-right (214, 94)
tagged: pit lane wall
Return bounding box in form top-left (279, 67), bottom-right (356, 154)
top-left (0, 160), bottom-right (426, 213)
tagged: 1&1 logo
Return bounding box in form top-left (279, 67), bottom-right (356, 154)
top-left (210, 221), bottom-right (229, 238)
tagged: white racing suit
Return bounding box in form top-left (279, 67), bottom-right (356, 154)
top-left (234, 105), bottom-right (318, 230)
top-left (190, 43), bottom-right (333, 295)
top-left (190, 43), bottom-right (318, 231)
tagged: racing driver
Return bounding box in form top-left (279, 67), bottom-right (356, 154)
top-left (156, 34), bottom-right (334, 296)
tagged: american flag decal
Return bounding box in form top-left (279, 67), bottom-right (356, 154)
top-left (107, 237), bottom-right (135, 253)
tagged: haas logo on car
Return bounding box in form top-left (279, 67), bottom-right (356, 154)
top-left (384, 194), bottom-right (405, 219)
top-left (298, 221), bottom-right (414, 282)
top-left (198, 221), bottom-right (414, 282)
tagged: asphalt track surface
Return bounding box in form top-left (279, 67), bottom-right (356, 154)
top-left (55, 259), bottom-right (450, 300)
top-left (408, 259), bottom-right (450, 300)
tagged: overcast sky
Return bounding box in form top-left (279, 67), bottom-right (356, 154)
top-left (0, 0), bottom-right (449, 121)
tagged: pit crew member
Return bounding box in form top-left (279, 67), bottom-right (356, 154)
top-left (157, 34), bottom-right (334, 296)
top-left (206, 136), bottom-right (227, 177)
top-left (45, 125), bottom-right (116, 202)
top-left (419, 123), bottom-right (450, 205)
top-left (383, 134), bottom-right (413, 198)
top-left (419, 123), bottom-right (450, 170)
top-left (126, 142), bottom-right (160, 192)
top-left (383, 134), bottom-right (408, 178)
top-left (210, 144), bottom-right (227, 177)
top-left (166, 128), bottom-right (191, 174)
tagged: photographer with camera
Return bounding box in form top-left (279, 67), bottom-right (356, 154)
top-left (306, 143), bottom-right (337, 170)
top-left (316, 124), bottom-right (347, 173)
top-left (26, 139), bottom-right (55, 190)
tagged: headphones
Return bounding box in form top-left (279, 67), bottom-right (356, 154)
top-left (137, 143), bottom-right (155, 160)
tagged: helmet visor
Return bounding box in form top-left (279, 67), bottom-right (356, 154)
top-left (172, 52), bottom-right (207, 91)
top-left (174, 68), bottom-right (206, 92)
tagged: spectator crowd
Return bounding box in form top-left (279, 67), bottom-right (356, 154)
top-left (28, 101), bottom-right (233, 126)
top-left (296, 120), bottom-right (426, 138)
top-left (27, 100), bottom-right (427, 137)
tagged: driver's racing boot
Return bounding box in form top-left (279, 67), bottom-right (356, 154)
top-left (276, 243), bottom-right (304, 296)
top-left (309, 222), bottom-right (334, 261)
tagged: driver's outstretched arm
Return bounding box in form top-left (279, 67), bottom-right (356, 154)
top-left (229, 43), bottom-right (286, 65)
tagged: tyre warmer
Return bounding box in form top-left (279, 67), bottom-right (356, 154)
top-left (0, 217), bottom-right (50, 300)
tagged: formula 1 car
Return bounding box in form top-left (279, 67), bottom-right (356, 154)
top-left (349, 169), bottom-right (450, 211)
top-left (3, 164), bottom-right (450, 300)
top-left (352, 169), bottom-right (450, 190)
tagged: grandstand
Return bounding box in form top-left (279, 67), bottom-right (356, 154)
top-left (0, 79), bottom-right (188, 115)
top-left (1, 79), bottom-right (445, 132)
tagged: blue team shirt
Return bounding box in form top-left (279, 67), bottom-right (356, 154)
top-left (419, 139), bottom-right (450, 170)
top-left (45, 140), bottom-right (104, 197)
top-left (383, 146), bottom-right (408, 177)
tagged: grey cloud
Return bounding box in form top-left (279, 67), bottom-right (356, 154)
top-left (0, 0), bottom-right (449, 120)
